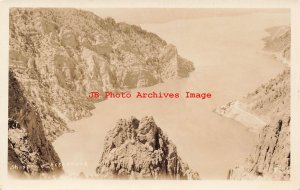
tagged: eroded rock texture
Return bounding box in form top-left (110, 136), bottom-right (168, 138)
top-left (263, 25), bottom-right (291, 64)
top-left (222, 70), bottom-right (290, 180)
top-left (228, 115), bottom-right (290, 180)
top-left (214, 69), bottom-right (290, 133)
top-left (8, 70), bottom-right (63, 178)
top-left (9, 8), bottom-right (194, 141)
top-left (218, 26), bottom-right (291, 180)
top-left (96, 116), bottom-right (200, 180)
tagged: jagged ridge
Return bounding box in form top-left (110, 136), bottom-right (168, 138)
top-left (96, 116), bottom-right (200, 180)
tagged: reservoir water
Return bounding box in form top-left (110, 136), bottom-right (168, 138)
top-left (53, 12), bottom-right (289, 179)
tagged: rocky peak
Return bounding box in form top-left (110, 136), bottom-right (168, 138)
top-left (96, 116), bottom-right (200, 180)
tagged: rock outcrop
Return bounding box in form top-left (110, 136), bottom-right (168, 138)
top-left (217, 70), bottom-right (290, 180)
top-left (228, 114), bottom-right (290, 180)
top-left (262, 25), bottom-right (290, 64)
top-left (9, 8), bottom-right (194, 141)
top-left (215, 26), bottom-right (290, 180)
top-left (214, 69), bottom-right (290, 133)
top-left (96, 116), bottom-right (200, 180)
top-left (8, 70), bottom-right (63, 178)
top-left (228, 70), bottom-right (290, 180)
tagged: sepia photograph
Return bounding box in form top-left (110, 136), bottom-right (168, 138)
top-left (7, 7), bottom-right (292, 182)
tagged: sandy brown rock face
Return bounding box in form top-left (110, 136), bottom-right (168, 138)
top-left (214, 69), bottom-right (290, 132)
top-left (263, 25), bottom-right (290, 64)
top-left (8, 70), bottom-right (63, 178)
top-left (214, 26), bottom-right (290, 133)
top-left (9, 8), bottom-right (194, 141)
top-left (228, 115), bottom-right (290, 180)
top-left (96, 116), bottom-right (200, 180)
top-left (222, 70), bottom-right (290, 180)
top-left (216, 26), bottom-right (291, 180)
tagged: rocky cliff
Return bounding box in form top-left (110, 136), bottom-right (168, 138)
top-left (262, 25), bottom-right (290, 64)
top-left (9, 8), bottom-right (194, 141)
top-left (8, 70), bottom-right (63, 178)
top-left (228, 114), bottom-right (290, 180)
top-left (214, 69), bottom-right (290, 133)
top-left (96, 116), bottom-right (200, 180)
top-left (217, 70), bottom-right (290, 180)
top-left (215, 26), bottom-right (290, 180)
